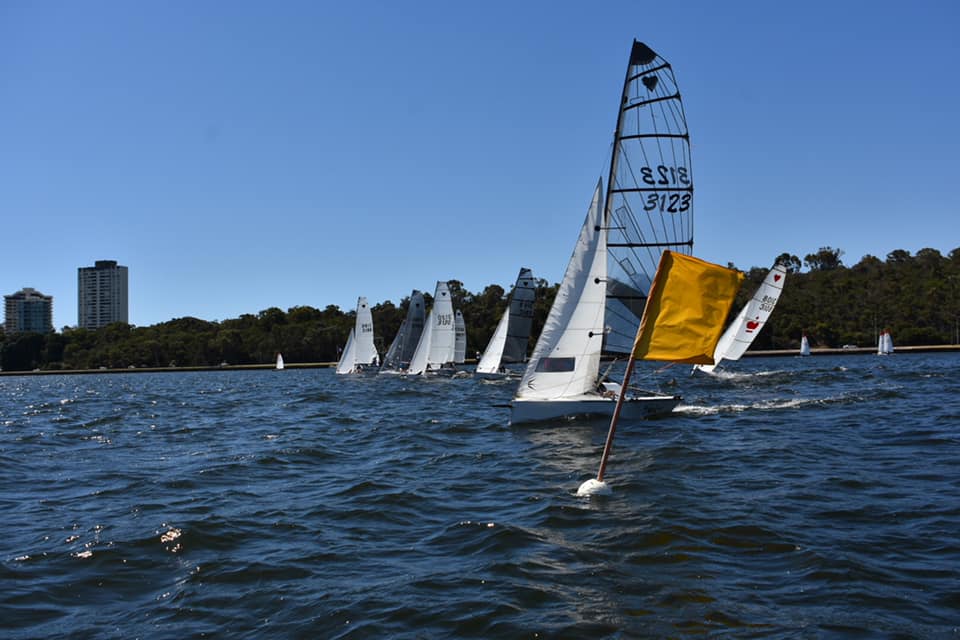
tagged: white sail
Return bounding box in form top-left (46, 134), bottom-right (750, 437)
top-left (407, 310), bottom-right (434, 375)
top-left (275, 353), bottom-right (284, 370)
top-left (335, 329), bottom-right (356, 374)
top-left (878, 330), bottom-right (894, 355)
top-left (336, 297), bottom-right (378, 374)
top-left (695, 264), bottom-right (787, 373)
top-left (354, 297), bottom-right (379, 367)
top-left (406, 281), bottom-right (456, 375)
top-left (477, 268), bottom-right (537, 375)
top-left (454, 310), bottom-right (466, 364)
top-left (426, 281), bottom-right (456, 370)
top-left (800, 334), bottom-right (811, 356)
top-left (476, 308), bottom-right (510, 374)
top-left (515, 180), bottom-right (606, 401)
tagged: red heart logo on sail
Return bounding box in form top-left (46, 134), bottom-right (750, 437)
top-left (745, 318), bottom-right (761, 332)
top-left (774, 274), bottom-right (782, 282)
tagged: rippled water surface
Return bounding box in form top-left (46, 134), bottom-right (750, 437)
top-left (2, 353), bottom-right (959, 638)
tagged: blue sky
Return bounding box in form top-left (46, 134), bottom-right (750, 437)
top-left (2, 1), bottom-right (958, 329)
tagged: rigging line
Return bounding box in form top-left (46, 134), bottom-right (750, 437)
top-left (655, 362), bottom-right (679, 374)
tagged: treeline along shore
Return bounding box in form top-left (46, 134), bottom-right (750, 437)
top-left (3, 246), bottom-right (960, 373)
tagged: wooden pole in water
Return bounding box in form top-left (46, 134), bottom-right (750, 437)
top-left (595, 350), bottom-right (639, 483)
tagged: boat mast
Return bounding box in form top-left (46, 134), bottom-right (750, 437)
top-left (601, 40), bottom-right (650, 228)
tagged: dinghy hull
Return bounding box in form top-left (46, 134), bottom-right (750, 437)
top-left (510, 394), bottom-right (680, 425)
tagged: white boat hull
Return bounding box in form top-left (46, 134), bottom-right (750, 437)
top-left (510, 393), bottom-right (680, 425)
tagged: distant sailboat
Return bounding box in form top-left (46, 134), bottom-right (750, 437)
top-left (799, 334), bottom-right (811, 356)
top-left (407, 281), bottom-right (457, 375)
top-left (336, 296), bottom-right (380, 374)
top-left (275, 353), bottom-right (285, 370)
top-left (476, 268), bottom-right (536, 378)
top-left (454, 310), bottom-right (466, 364)
top-left (693, 263), bottom-right (787, 374)
top-left (878, 329), bottom-right (894, 355)
top-left (380, 290), bottom-right (426, 374)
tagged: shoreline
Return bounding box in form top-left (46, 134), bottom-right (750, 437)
top-left (3, 344), bottom-right (959, 376)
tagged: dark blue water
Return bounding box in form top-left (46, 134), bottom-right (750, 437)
top-left (2, 353), bottom-right (959, 638)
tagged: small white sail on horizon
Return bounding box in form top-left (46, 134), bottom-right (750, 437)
top-left (275, 353), bottom-right (285, 370)
top-left (800, 334), bottom-right (811, 356)
top-left (878, 330), bottom-right (894, 355)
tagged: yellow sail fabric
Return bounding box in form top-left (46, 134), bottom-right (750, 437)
top-left (632, 251), bottom-right (744, 364)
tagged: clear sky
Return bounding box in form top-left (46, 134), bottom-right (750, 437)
top-left (2, 1), bottom-right (958, 330)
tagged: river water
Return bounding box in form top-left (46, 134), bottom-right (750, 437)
top-left (2, 353), bottom-right (959, 638)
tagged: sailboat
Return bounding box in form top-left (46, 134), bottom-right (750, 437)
top-left (336, 296), bottom-right (380, 374)
top-left (476, 268), bottom-right (536, 378)
top-left (799, 334), bottom-right (811, 356)
top-left (380, 290), bottom-right (426, 374)
top-left (275, 353), bottom-right (284, 370)
top-left (510, 41), bottom-right (690, 424)
top-left (692, 264), bottom-right (787, 374)
top-left (454, 310), bottom-right (466, 364)
top-left (878, 329), bottom-right (894, 355)
top-left (407, 281), bottom-right (457, 375)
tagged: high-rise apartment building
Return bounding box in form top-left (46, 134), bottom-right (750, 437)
top-left (78, 260), bottom-right (129, 329)
top-left (4, 287), bottom-right (54, 334)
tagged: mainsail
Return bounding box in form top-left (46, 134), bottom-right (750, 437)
top-left (477, 267), bottom-right (537, 374)
top-left (381, 290), bottom-right (425, 371)
top-left (408, 281), bottom-right (456, 375)
top-left (502, 268), bottom-right (536, 363)
top-left (454, 310), bottom-right (466, 364)
top-left (337, 296), bottom-right (379, 374)
top-left (603, 41), bottom-right (695, 354)
top-left (694, 264), bottom-right (787, 373)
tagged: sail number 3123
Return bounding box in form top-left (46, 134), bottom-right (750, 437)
top-left (644, 192), bottom-right (691, 213)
